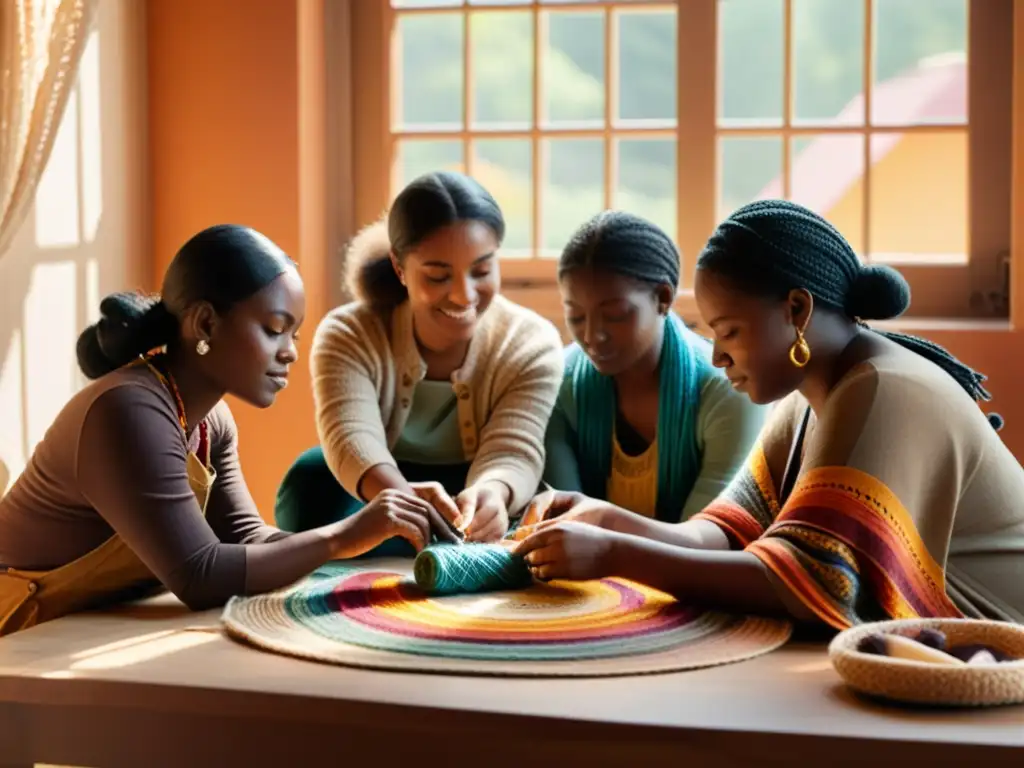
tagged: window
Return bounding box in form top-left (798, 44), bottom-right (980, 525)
top-left (350, 0), bottom-right (1012, 320)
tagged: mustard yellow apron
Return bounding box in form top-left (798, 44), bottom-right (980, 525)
top-left (0, 358), bottom-right (216, 637)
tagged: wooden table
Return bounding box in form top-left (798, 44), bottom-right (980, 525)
top-left (0, 593), bottom-right (1020, 768)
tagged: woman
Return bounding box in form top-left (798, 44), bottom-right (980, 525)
top-left (0, 225), bottom-right (455, 636)
top-left (544, 210), bottom-right (765, 522)
top-left (516, 200), bottom-right (1024, 628)
top-left (275, 171), bottom-right (564, 550)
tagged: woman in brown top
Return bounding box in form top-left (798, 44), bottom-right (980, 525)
top-left (0, 225), bottom-right (456, 635)
top-left (515, 200), bottom-right (1024, 628)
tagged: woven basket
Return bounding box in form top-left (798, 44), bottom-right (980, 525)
top-left (829, 618), bottom-right (1024, 707)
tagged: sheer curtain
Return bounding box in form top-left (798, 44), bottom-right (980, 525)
top-left (0, 0), bottom-right (98, 259)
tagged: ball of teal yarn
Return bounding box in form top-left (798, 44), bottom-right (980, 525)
top-left (413, 543), bottom-right (533, 596)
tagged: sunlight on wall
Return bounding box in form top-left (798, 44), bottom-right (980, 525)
top-left (0, 0), bottom-right (144, 485)
top-left (0, 330), bottom-right (24, 491)
top-left (79, 29), bottom-right (104, 243)
top-left (33, 86), bottom-right (81, 249)
top-left (86, 256), bottom-right (100, 323)
top-left (31, 25), bottom-right (103, 250)
top-left (23, 262), bottom-right (80, 449)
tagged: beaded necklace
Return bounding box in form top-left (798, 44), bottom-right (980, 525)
top-left (138, 354), bottom-right (210, 466)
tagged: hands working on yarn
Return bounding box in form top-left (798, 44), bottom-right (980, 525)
top-left (509, 489), bottom-right (749, 610)
top-left (328, 489), bottom-right (462, 559)
top-left (408, 480), bottom-right (510, 542)
top-left (409, 488), bottom-right (624, 596)
top-left (510, 490), bottom-right (626, 581)
top-left (337, 480), bottom-right (511, 559)
top-left (402, 484), bottom-right (720, 596)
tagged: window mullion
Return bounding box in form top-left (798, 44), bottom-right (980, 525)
top-left (531, 7), bottom-right (542, 263)
top-left (862, 0), bottom-right (873, 263)
top-left (351, 0), bottom-right (391, 231)
top-left (782, 0), bottom-right (792, 199)
top-left (676, 0), bottom-right (717, 291)
top-left (967, 0), bottom-right (1013, 315)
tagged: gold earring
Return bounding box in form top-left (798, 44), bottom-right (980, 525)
top-left (788, 328), bottom-right (811, 368)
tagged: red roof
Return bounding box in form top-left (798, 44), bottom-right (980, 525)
top-left (757, 55), bottom-right (966, 212)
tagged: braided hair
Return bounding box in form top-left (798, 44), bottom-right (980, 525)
top-left (697, 199), bottom-right (1002, 428)
top-left (559, 210), bottom-right (680, 290)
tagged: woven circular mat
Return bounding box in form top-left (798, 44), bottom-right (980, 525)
top-left (222, 559), bottom-right (792, 677)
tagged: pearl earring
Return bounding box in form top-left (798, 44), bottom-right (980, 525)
top-left (196, 340), bottom-right (210, 356)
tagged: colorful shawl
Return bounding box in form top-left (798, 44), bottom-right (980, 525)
top-left (566, 312), bottom-right (713, 523)
top-left (693, 446), bottom-right (963, 630)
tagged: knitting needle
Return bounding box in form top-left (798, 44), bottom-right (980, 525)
top-left (435, 508), bottom-right (465, 545)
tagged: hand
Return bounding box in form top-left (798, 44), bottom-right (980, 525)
top-left (408, 481), bottom-right (463, 536)
top-left (333, 489), bottom-right (460, 558)
top-left (455, 483), bottom-right (509, 542)
top-left (512, 490), bottom-right (616, 541)
top-left (513, 521), bottom-right (618, 581)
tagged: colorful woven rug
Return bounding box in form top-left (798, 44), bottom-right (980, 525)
top-left (221, 559), bottom-right (792, 677)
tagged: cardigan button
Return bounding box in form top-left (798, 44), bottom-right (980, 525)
top-left (458, 390), bottom-right (470, 401)
top-left (401, 398), bottom-right (410, 408)
top-left (402, 373), bottom-right (412, 387)
top-left (26, 582), bottom-right (37, 594)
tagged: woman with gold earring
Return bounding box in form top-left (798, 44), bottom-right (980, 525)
top-left (788, 324), bottom-right (811, 368)
top-left (0, 225), bottom-right (457, 636)
top-left (513, 200), bottom-right (1024, 630)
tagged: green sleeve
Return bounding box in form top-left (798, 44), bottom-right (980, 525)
top-left (680, 372), bottom-right (768, 520)
top-left (542, 374), bottom-right (583, 492)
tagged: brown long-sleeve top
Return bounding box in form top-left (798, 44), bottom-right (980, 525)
top-left (0, 365), bottom-right (286, 609)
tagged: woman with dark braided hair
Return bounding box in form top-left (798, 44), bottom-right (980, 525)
top-left (516, 200), bottom-right (1024, 628)
top-left (530, 210), bottom-right (765, 525)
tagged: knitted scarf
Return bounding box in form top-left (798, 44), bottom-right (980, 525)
top-left (566, 313), bottom-right (711, 522)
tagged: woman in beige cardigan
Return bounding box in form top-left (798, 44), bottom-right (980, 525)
top-left (275, 171), bottom-right (564, 556)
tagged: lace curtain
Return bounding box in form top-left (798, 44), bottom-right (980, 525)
top-left (0, 0), bottom-right (98, 259)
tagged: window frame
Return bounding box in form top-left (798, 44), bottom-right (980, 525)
top-left (349, 0), bottom-right (1013, 322)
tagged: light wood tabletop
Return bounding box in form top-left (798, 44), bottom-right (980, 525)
top-left (0, 591), bottom-right (1021, 767)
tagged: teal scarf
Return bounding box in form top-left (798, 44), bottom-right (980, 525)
top-left (567, 313), bottom-right (711, 523)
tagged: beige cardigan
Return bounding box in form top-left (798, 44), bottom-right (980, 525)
top-left (310, 224), bottom-right (564, 516)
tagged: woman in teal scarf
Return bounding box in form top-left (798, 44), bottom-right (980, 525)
top-left (540, 211), bottom-right (765, 523)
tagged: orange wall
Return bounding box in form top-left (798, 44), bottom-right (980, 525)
top-left (147, 1), bottom-right (1024, 518)
top-left (925, 331), bottom-right (1024, 437)
top-left (147, 0), bottom-right (325, 518)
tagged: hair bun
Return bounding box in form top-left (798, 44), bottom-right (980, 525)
top-left (76, 293), bottom-right (177, 379)
top-left (845, 264), bottom-right (910, 321)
